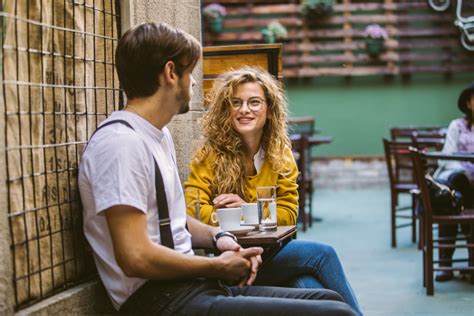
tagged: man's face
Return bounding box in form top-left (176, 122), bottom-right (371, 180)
top-left (176, 70), bottom-right (195, 115)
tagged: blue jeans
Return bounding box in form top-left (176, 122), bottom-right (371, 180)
top-left (121, 278), bottom-right (357, 316)
top-left (255, 240), bottom-right (363, 316)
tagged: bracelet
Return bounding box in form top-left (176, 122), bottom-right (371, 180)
top-left (212, 231), bottom-right (237, 248)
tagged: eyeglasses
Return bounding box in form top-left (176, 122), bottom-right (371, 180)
top-left (231, 97), bottom-right (266, 112)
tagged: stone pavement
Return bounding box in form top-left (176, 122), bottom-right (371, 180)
top-left (298, 188), bottom-right (474, 316)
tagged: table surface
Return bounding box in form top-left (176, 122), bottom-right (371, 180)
top-left (237, 225), bottom-right (297, 246)
top-left (425, 151), bottom-right (474, 162)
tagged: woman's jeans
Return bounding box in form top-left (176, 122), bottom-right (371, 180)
top-left (436, 171), bottom-right (474, 266)
top-left (255, 240), bottom-right (363, 316)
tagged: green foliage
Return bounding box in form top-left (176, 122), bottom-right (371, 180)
top-left (261, 21), bottom-right (288, 43)
top-left (301, 0), bottom-right (335, 19)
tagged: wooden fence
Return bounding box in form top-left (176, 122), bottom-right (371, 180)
top-left (202, 0), bottom-right (474, 78)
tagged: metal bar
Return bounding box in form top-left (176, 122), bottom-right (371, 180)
top-left (0, 12), bottom-right (117, 41)
top-left (26, 0), bottom-right (44, 301)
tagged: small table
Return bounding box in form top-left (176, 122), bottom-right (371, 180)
top-left (425, 151), bottom-right (474, 162)
top-left (237, 225), bottom-right (297, 246)
top-left (237, 225), bottom-right (297, 266)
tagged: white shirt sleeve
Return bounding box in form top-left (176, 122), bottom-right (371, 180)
top-left (435, 119), bottom-right (462, 175)
top-left (84, 130), bottom-right (152, 215)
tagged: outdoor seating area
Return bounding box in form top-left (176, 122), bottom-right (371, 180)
top-left (1, 1), bottom-right (474, 315)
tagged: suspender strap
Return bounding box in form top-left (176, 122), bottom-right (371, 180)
top-left (153, 159), bottom-right (175, 248)
top-left (88, 119), bottom-right (175, 249)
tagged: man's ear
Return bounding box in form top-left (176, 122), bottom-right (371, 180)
top-left (161, 61), bottom-right (178, 87)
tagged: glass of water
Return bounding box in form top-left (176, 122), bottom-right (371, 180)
top-left (256, 186), bottom-right (277, 231)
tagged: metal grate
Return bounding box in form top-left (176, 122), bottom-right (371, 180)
top-left (1, 0), bottom-right (122, 309)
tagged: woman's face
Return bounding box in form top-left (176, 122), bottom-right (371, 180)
top-left (468, 94), bottom-right (474, 114)
top-left (230, 82), bottom-right (268, 140)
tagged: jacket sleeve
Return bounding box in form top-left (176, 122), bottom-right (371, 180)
top-left (276, 148), bottom-right (299, 225)
top-left (184, 158), bottom-right (218, 226)
top-left (435, 119), bottom-right (462, 177)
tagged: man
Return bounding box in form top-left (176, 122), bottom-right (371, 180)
top-left (78, 22), bottom-right (356, 315)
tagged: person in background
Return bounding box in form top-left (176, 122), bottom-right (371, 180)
top-left (185, 67), bottom-right (363, 315)
top-left (79, 22), bottom-right (357, 315)
top-left (433, 82), bottom-right (474, 281)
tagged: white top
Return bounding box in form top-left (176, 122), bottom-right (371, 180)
top-left (434, 118), bottom-right (474, 182)
top-left (78, 111), bottom-right (193, 310)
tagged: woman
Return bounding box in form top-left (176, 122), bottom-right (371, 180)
top-left (185, 67), bottom-right (363, 315)
top-left (433, 82), bottom-right (474, 282)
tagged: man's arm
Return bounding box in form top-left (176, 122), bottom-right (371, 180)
top-left (105, 205), bottom-right (262, 283)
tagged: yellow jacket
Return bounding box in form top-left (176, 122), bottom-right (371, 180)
top-left (184, 148), bottom-right (299, 226)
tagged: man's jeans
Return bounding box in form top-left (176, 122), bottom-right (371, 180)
top-left (255, 240), bottom-right (363, 316)
top-left (121, 278), bottom-right (357, 316)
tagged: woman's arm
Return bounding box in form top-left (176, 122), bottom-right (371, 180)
top-left (184, 159), bottom-right (218, 226)
top-left (275, 148), bottom-right (299, 225)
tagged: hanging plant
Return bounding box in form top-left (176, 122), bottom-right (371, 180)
top-left (261, 21), bottom-right (288, 44)
top-left (203, 3), bottom-right (227, 34)
top-left (301, 0), bottom-right (335, 20)
top-left (364, 24), bottom-right (388, 57)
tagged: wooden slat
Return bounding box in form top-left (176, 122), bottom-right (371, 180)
top-left (202, 0), bottom-right (474, 78)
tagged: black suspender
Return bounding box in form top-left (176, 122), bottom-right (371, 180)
top-left (87, 119), bottom-right (175, 249)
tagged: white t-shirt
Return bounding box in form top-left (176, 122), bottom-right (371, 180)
top-left (78, 111), bottom-right (193, 310)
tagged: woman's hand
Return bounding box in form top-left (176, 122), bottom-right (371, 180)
top-left (213, 194), bottom-right (246, 208)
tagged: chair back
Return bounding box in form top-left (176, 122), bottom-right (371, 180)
top-left (288, 116), bottom-right (315, 137)
top-left (390, 126), bottom-right (446, 140)
top-left (383, 139), bottom-right (418, 188)
top-left (410, 149), bottom-right (435, 220)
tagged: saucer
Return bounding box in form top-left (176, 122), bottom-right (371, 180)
top-left (240, 221), bottom-right (259, 227)
top-left (227, 225), bottom-right (256, 236)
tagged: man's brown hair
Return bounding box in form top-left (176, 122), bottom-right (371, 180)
top-left (115, 22), bottom-right (201, 99)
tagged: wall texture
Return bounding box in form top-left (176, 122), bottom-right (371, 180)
top-left (123, 0), bottom-right (204, 183)
top-left (14, 0), bottom-right (203, 314)
top-left (286, 74), bottom-right (472, 157)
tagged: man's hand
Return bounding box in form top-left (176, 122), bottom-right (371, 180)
top-left (213, 247), bottom-right (263, 285)
top-left (213, 194), bottom-right (246, 208)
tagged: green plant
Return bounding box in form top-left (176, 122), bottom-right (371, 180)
top-left (261, 21), bottom-right (288, 43)
top-left (301, 0), bottom-right (335, 19)
top-left (364, 24), bottom-right (388, 57)
top-left (203, 3), bottom-right (227, 34)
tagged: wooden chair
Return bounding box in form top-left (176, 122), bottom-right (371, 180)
top-left (411, 149), bottom-right (474, 295)
top-left (288, 117), bottom-right (333, 229)
top-left (390, 126), bottom-right (447, 141)
top-left (383, 139), bottom-right (419, 248)
top-left (290, 133), bottom-right (311, 232)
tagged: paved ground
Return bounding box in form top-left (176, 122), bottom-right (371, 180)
top-left (298, 188), bottom-right (474, 316)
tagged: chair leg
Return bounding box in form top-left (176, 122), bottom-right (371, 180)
top-left (411, 194), bottom-right (417, 243)
top-left (300, 187), bottom-right (307, 232)
top-left (391, 194), bottom-right (397, 248)
top-left (418, 214), bottom-right (423, 250)
top-left (426, 225), bottom-right (434, 295)
top-left (308, 181), bottom-right (313, 228)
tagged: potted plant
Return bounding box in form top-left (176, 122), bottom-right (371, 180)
top-left (261, 21), bottom-right (288, 44)
top-left (301, 0), bottom-right (335, 20)
top-left (203, 3), bottom-right (227, 34)
top-left (365, 24), bottom-right (388, 57)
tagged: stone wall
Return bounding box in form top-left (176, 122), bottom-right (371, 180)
top-left (312, 158), bottom-right (388, 190)
top-left (11, 1), bottom-right (203, 314)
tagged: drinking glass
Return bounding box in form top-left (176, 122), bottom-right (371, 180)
top-left (256, 186), bottom-right (277, 231)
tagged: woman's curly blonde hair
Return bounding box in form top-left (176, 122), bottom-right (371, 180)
top-left (193, 66), bottom-right (292, 200)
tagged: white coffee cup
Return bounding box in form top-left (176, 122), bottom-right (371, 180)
top-left (241, 203), bottom-right (259, 225)
top-left (211, 208), bottom-right (242, 231)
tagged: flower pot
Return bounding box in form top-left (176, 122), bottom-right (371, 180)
top-left (365, 38), bottom-right (385, 57)
top-left (206, 16), bottom-right (223, 34)
top-left (262, 32), bottom-right (275, 44)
